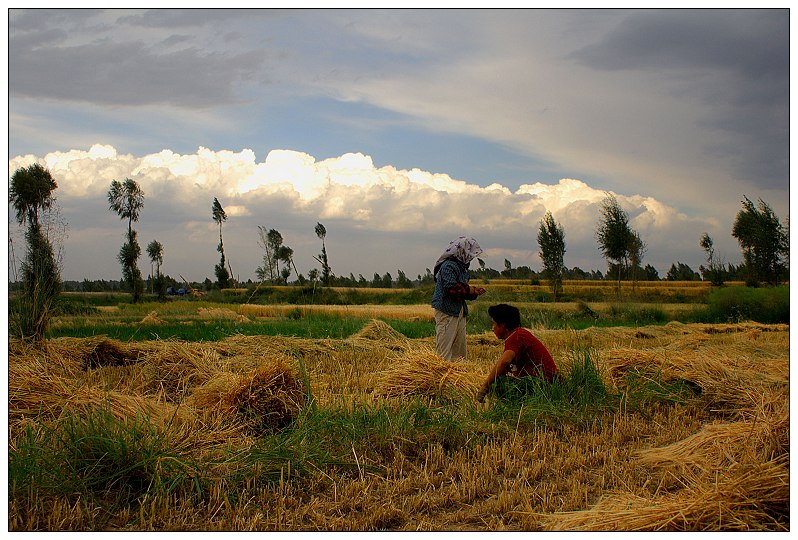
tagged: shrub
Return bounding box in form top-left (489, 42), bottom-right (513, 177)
top-left (703, 286), bottom-right (789, 324)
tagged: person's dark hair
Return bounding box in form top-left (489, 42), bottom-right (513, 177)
top-left (488, 303), bottom-right (521, 330)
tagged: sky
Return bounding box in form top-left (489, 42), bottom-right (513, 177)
top-left (6, 7), bottom-right (792, 284)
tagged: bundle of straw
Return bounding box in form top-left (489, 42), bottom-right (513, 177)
top-left (213, 334), bottom-right (330, 362)
top-left (140, 341), bottom-right (223, 402)
top-left (197, 307), bottom-right (249, 323)
top-left (45, 336), bottom-right (149, 370)
top-left (663, 354), bottom-right (777, 412)
top-left (140, 310), bottom-right (164, 325)
top-left (635, 418), bottom-right (784, 473)
top-left (375, 347), bottom-right (484, 399)
top-left (600, 348), bottom-right (661, 386)
top-left (189, 356), bottom-right (306, 433)
top-left (542, 455), bottom-right (789, 531)
top-left (9, 355), bottom-right (77, 422)
top-left (9, 352), bottom-right (181, 433)
top-left (352, 319), bottom-right (407, 342)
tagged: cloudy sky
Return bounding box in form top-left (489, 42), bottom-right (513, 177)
top-left (7, 8), bottom-right (791, 284)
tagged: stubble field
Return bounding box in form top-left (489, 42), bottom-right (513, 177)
top-left (7, 294), bottom-right (789, 531)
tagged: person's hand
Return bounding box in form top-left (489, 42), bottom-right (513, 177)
top-left (473, 286), bottom-right (486, 296)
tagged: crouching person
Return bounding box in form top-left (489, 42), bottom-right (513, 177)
top-left (477, 303), bottom-right (560, 402)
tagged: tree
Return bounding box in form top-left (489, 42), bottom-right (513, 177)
top-left (666, 262), bottom-right (700, 281)
top-left (698, 232), bottom-right (727, 286)
top-left (314, 222), bottom-right (331, 286)
top-left (731, 196), bottom-right (788, 286)
top-left (108, 178), bottom-right (144, 302)
top-left (278, 245), bottom-right (299, 284)
top-left (396, 269), bottom-right (413, 288)
top-left (537, 211), bottom-right (566, 301)
top-left (212, 197), bottom-right (231, 289)
top-left (256, 227), bottom-right (285, 283)
top-left (9, 163), bottom-right (62, 342)
top-left (595, 193), bottom-right (634, 293)
top-left (147, 239), bottom-right (165, 299)
top-left (642, 264), bottom-right (660, 281)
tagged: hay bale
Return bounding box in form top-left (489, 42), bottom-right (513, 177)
top-left (189, 356), bottom-right (306, 433)
top-left (375, 347), bottom-right (483, 399)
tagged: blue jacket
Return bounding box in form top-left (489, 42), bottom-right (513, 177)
top-left (431, 258), bottom-right (477, 316)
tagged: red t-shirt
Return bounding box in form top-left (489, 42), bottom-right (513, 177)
top-left (504, 328), bottom-right (559, 382)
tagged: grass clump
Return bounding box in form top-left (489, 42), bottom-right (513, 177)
top-left (9, 408), bottom-right (201, 509)
top-left (483, 348), bottom-right (616, 429)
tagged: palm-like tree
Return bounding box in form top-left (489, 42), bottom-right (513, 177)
top-left (10, 163), bottom-right (58, 227)
top-left (108, 178), bottom-right (145, 302)
top-left (9, 163), bottom-right (61, 342)
top-left (108, 178), bottom-right (144, 238)
top-left (314, 222), bottom-right (330, 285)
top-left (147, 239), bottom-right (165, 298)
top-left (212, 198), bottom-right (230, 288)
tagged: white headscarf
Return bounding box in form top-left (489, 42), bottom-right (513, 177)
top-left (433, 236), bottom-right (483, 276)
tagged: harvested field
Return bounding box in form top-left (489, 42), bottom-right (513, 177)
top-left (8, 321), bottom-right (788, 531)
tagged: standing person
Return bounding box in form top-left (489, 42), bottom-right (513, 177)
top-left (477, 303), bottom-right (560, 402)
top-left (431, 236), bottom-right (486, 360)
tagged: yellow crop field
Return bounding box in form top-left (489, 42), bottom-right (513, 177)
top-left (8, 319), bottom-right (788, 531)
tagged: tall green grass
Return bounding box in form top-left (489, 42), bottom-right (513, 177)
top-left (9, 407), bottom-right (201, 508)
top-left (46, 313), bottom-right (417, 341)
top-left (697, 285), bottom-right (789, 324)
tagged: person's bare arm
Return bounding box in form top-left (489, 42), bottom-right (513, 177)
top-left (477, 349), bottom-right (515, 401)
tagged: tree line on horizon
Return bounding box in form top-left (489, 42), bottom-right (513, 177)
top-left (9, 164), bottom-right (790, 342)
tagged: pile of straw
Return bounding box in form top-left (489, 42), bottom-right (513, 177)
top-left (352, 319), bottom-right (407, 342)
top-left (189, 356), bottom-right (306, 433)
top-left (45, 336), bottom-right (151, 370)
top-left (140, 310), bottom-right (165, 325)
top-left (664, 353), bottom-right (785, 412)
top-left (8, 351), bottom-right (183, 437)
top-left (543, 456), bottom-right (789, 531)
top-left (197, 307), bottom-right (250, 323)
top-left (212, 333), bottom-right (331, 363)
top-left (140, 341), bottom-right (223, 402)
top-left (375, 347), bottom-right (483, 399)
top-left (600, 348), bottom-right (662, 387)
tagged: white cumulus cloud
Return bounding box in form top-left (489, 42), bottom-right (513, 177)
top-left (9, 145), bottom-right (723, 281)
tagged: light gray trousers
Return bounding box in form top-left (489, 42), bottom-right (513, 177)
top-left (434, 307), bottom-right (467, 360)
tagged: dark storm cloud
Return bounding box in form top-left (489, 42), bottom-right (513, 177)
top-left (9, 37), bottom-right (265, 108)
top-left (117, 8), bottom-right (274, 29)
top-left (9, 9), bottom-right (268, 108)
top-left (572, 9), bottom-right (787, 77)
top-left (10, 8), bottom-right (108, 32)
top-left (571, 9), bottom-right (788, 192)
